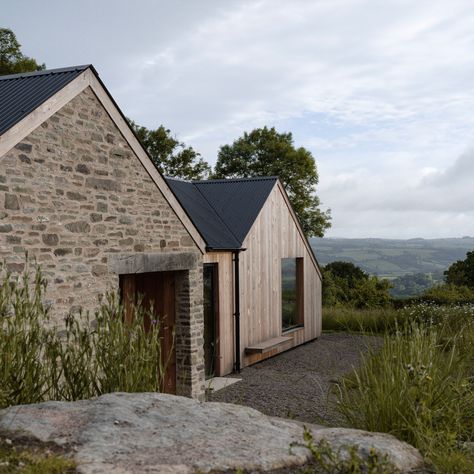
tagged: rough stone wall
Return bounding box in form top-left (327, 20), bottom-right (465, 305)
top-left (0, 87), bottom-right (200, 318)
top-left (175, 267), bottom-right (205, 398)
top-left (0, 86), bottom-right (206, 397)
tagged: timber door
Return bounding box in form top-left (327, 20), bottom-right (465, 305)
top-left (203, 264), bottom-right (219, 378)
top-left (120, 271), bottom-right (176, 394)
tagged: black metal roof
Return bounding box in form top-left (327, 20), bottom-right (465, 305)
top-left (167, 176), bottom-right (278, 250)
top-left (166, 177), bottom-right (242, 249)
top-left (0, 65), bottom-right (92, 136)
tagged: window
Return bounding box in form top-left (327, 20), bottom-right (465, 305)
top-left (281, 258), bottom-right (304, 331)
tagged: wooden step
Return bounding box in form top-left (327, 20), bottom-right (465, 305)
top-left (245, 336), bottom-right (293, 355)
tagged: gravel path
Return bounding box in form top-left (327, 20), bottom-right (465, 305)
top-left (208, 332), bottom-right (383, 426)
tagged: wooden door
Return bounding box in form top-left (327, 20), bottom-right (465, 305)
top-left (120, 271), bottom-right (176, 394)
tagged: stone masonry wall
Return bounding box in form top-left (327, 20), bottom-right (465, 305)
top-left (175, 267), bottom-right (205, 398)
top-left (0, 86), bottom-right (205, 397)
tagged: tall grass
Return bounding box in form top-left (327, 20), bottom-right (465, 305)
top-left (335, 303), bottom-right (474, 472)
top-left (0, 261), bottom-right (170, 408)
top-left (323, 306), bottom-right (405, 333)
top-left (0, 262), bottom-right (56, 407)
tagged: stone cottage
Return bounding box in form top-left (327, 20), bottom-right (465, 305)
top-left (0, 65), bottom-right (206, 398)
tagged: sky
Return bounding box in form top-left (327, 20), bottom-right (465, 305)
top-left (3, 0), bottom-right (474, 239)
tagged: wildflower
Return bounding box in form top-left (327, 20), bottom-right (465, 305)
top-left (151, 319), bottom-right (158, 325)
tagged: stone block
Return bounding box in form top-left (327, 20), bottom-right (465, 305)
top-left (4, 193), bottom-right (19, 210)
top-left (75, 164), bottom-right (90, 174)
top-left (65, 221), bottom-right (91, 233)
top-left (66, 191), bottom-right (87, 201)
top-left (42, 234), bottom-right (59, 246)
top-left (86, 177), bottom-right (121, 192)
top-left (14, 142), bottom-right (32, 153)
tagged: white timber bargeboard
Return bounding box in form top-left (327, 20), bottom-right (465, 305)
top-left (0, 68), bottom-right (206, 253)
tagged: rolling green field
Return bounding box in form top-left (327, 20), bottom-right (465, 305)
top-left (311, 236), bottom-right (474, 279)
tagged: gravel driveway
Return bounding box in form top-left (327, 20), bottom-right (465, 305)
top-left (207, 333), bottom-right (382, 426)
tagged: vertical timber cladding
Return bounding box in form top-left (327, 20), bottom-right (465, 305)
top-left (239, 183), bottom-right (322, 368)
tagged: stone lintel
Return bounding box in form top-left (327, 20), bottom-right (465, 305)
top-left (109, 252), bottom-right (198, 275)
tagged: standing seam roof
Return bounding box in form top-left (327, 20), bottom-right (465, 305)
top-left (0, 65), bottom-right (91, 136)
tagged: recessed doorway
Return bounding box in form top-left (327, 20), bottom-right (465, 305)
top-left (203, 263), bottom-right (219, 378)
top-left (120, 271), bottom-right (176, 394)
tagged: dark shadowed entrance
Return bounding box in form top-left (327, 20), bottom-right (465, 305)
top-left (203, 263), bottom-right (219, 378)
top-left (120, 271), bottom-right (176, 394)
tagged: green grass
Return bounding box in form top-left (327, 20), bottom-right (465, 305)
top-left (0, 437), bottom-right (75, 473)
top-left (331, 303), bottom-right (474, 473)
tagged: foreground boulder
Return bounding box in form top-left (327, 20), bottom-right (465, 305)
top-left (0, 392), bottom-right (425, 473)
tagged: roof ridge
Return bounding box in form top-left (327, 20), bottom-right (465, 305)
top-left (0, 65), bottom-right (93, 81)
top-left (164, 176), bottom-right (191, 183)
top-left (193, 176), bottom-right (278, 185)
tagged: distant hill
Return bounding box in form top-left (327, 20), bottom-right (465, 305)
top-left (310, 237), bottom-right (474, 279)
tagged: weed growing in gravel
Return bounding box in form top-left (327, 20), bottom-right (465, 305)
top-left (335, 303), bottom-right (474, 472)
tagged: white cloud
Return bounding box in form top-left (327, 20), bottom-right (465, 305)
top-left (3, 0), bottom-right (474, 237)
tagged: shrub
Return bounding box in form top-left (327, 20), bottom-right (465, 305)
top-left (421, 283), bottom-right (474, 305)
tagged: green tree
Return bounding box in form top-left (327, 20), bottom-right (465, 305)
top-left (213, 126), bottom-right (331, 237)
top-left (0, 28), bottom-right (45, 75)
top-left (130, 122), bottom-right (211, 180)
top-left (390, 272), bottom-right (440, 298)
top-left (444, 250), bottom-right (474, 288)
top-left (422, 283), bottom-right (474, 304)
top-left (322, 261), bottom-right (392, 308)
top-left (324, 261), bottom-right (368, 286)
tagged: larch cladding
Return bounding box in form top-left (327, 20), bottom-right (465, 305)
top-left (0, 87), bottom-right (205, 398)
top-left (239, 183), bottom-right (322, 368)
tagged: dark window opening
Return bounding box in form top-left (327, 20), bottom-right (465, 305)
top-left (281, 258), bottom-right (304, 332)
